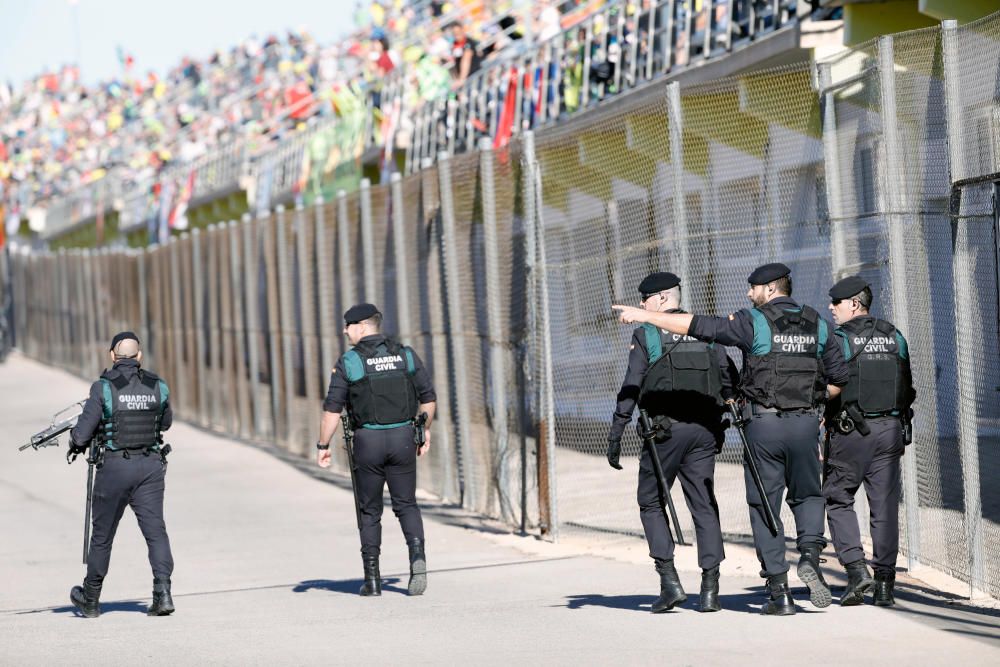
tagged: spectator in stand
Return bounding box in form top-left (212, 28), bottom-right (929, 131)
top-left (447, 21), bottom-right (482, 86)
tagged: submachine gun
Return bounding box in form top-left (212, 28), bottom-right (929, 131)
top-left (18, 400), bottom-right (99, 563)
top-left (18, 400), bottom-right (86, 453)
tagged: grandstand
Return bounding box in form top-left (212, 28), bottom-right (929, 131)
top-left (2, 1), bottom-right (846, 248)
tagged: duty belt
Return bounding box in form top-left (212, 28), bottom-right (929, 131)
top-left (745, 403), bottom-right (816, 419)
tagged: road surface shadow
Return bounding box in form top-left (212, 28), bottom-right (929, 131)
top-left (293, 577), bottom-right (407, 596)
top-left (564, 588), bottom-right (825, 614)
top-left (34, 600), bottom-right (149, 617)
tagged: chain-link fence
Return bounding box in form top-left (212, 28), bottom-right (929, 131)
top-left (7, 13), bottom-right (1000, 599)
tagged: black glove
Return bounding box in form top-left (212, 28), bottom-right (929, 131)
top-left (66, 438), bottom-right (87, 463)
top-left (606, 437), bottom-right (622, 470)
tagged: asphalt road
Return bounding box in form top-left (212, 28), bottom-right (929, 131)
top-left (1, 354), bottom-right (998, 665)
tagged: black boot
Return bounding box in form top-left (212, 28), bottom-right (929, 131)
top-left (796, 544), bottom-right (832, 608)
top-left (70, 582), bottom-right (101, 618)
top-left (699, 566), bottom-right (721, 613)
top-left (761, 573), bottom-right (796, 616)
top-left (359, 554), bottom-right (381, 597)
top-left (407, 539), bottom-right (427, 596)
top-left (651, 558), bottom-right (687, 613)
top-left (841, 560), bottom-right (874, 607)
top-left (873, 571), bottom-right (895, 607)
top-left (147, 578), bottom-right (175, 616)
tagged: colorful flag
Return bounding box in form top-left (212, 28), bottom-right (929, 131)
top-left (168, 170), bottom-right (196, 231)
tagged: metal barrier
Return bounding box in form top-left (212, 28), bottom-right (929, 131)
top-left (9, 10), bottom-right (1000, 601)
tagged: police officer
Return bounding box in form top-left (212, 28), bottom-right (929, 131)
top-left (316, 304), bottom-right (437, 597)
top-left (613, 263), bottom-right (849, 615)
top-left (607, 272), bottom-right (737, 613)
top-left (824, 276), bottom-right (915, 607)
top-left (67, 332), bottom-right (175, 618)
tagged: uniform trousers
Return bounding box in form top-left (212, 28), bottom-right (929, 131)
top-left (638, 421), bottom-right (724, 570)
top-left (743, 412), bottom-right (826, 577)
top-left (823, 416), bottom-right (903, 574)
top-left (354, 425), bottom-right (424, 557)
top-left (85, 451), bottom-right (174, 587)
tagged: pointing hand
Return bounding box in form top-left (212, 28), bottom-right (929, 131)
top-left (612, 305), bottom-right (647, 325)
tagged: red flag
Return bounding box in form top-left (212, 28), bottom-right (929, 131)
top-left (493, 66), bottom-right (518, 150)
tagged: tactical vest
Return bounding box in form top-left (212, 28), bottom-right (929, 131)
top-left (637, 323), bottom-right (723, 419)
top-left (99, 369), bottom-right (169, 451)
top-left (342, 337), bottom-right (419, 429)
top-left (742, 303), bottom-right (827, 410)
top-left (836, 317), bottom-right (909, 415)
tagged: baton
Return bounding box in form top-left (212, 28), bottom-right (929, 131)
top-left (638, 410), bottom-right (688, 546)
top-left (341, 413), bottom-right (364, 533)
top-left (727, 403), bottom-right (779, 536)
top-left (83, 453), bottom-right (95, 564)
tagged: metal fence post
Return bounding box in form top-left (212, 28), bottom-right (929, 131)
top-left (168, 238), bottom-right (186, 418)
top-left (337, 190), bottom-right (356, 307)
top-left (359, 178), bottom-right (377, 301)
top-left (877, 35), bottom-right (921, 570)
top-left (137, 250), bottom-right (150, 371)
top-left (314, 197), bottom-right (335, 385)
top-left (295, 201), bottom-right (320, 439)
top-left (523, 130), bottom-right (559, 540)
top-left (390, 173), bottom-right (413, 344)
top-left (242, 214), bottom-right (264, 438)
top-left (665, 82), bottom-right (691, 309)
top-left (191, 228), bottom-right (209, 426)
top-left (275, 204), bottom-right (296, 447)
top-left (607, 200), bottom-right (626, 302)
top-left (228, 220), bottom-right (251, 439)
top-left (438, 150), bottom-right (476, 509)
top-left (941, 19), bottom-right (984, 597)
top-left (479, 138), bottom-right (513, 522)
top-left (817, 62), bottom-right (850, 278)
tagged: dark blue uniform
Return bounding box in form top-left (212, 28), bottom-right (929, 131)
top-left (611, 310), bottom-right (739, 570)
top-left (323, 334), bottom-right (436, 557)
top-left (70, 358), bottom-right (174, 591)
top-left (823, 316), bottom-right (914, 576)
top-left (687, 297), bottom-right (849, 577)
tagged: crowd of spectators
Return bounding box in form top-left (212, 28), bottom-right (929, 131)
top-left (0, 0), bottom-right (807, 237)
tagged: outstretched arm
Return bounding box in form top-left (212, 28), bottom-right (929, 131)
top-left (612, 305), bottom-right (693, 335)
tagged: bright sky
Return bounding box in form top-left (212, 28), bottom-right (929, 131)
top-left (0, 0), bottom-right (357, 88)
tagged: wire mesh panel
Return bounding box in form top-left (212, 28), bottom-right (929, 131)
top-left (406, 166), bottom-right (461, 503)
top-left (951, 13), bottom-right (1000, 598)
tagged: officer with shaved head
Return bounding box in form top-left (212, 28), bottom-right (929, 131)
top-left (67, 332), bottom-right (175, 618)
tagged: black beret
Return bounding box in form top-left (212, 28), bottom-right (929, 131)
top-left (344, 303), bottom-right (381, 324)
top-left (829, 275), bottom-right (870, 301)
top-left (637, 272), bottom-right (680, 296)
top-left (747, 262), bottom-right (791, 285)
top-left (109, 331), bottom-right (140, 351)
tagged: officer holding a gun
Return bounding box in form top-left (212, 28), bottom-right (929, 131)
top-left (316, 304), bottom-right (437, 597)
top-left (67, 332), bottom-right (175, 618)
top-left (607, 272), bottom-right (738, 613)
top-left (824, 276), bottom-right (916, 607)
top-left (614, 263), bottom-right (849, 615)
